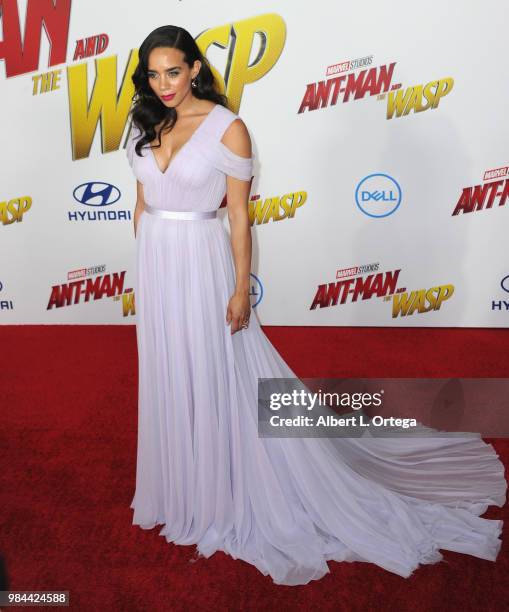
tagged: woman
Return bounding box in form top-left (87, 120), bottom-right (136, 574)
top-left (125, 25), bottom-right (506, 586)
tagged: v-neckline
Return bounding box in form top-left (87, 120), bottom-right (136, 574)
top-left (149, 104), bottom-right (219, 175)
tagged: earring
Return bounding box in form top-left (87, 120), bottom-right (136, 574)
top-left (191, 77), bottom-right (197, 88)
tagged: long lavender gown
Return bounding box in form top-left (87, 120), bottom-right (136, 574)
top-left (125, 103), bottom-right (506, 586)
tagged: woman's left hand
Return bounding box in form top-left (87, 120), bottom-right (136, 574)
top-left (226, 292), bottom-right (251, 334)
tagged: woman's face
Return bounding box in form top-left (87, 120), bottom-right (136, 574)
top-left (147, 46), bottom-right (199, 107)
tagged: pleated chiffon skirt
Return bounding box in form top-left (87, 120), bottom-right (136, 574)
top-left (130, 209), bottom-right (507, 586)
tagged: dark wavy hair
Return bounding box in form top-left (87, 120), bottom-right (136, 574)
top-left (128, 25), bottom-right (228, 157)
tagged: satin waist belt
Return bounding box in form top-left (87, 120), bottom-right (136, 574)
top-left (143, 203), bottom-right (217, 220)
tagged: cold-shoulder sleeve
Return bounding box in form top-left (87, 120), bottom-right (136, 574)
top-left (215, 140), bottom-right (255, 181)
top-left (126, 123), bottom-right (142, 168)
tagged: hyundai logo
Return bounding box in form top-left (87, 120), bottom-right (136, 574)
top-left (73, 182), bottom-right (121, 206)
top-left (501, 275), bottom-right (509, 293)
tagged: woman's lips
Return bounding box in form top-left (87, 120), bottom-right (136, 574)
top-left (161, 93), bottom-right (175, 101)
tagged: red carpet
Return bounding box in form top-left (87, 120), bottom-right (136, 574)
top-left (1, 325), bottom-right (508, 610)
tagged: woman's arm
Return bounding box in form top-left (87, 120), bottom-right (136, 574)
top-left (133, 180), bottom-right (146, 237)
top-left (223, 119), bottom-right (253, 334)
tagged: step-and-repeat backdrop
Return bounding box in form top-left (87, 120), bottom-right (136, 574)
top-left (1, 1), bottom-right (508, 326)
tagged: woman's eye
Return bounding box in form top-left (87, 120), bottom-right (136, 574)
top-left (148, 71), bottom-right (179, 79)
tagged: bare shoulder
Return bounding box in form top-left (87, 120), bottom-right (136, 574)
top-left (220, 115), bottom-right (252, 158)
